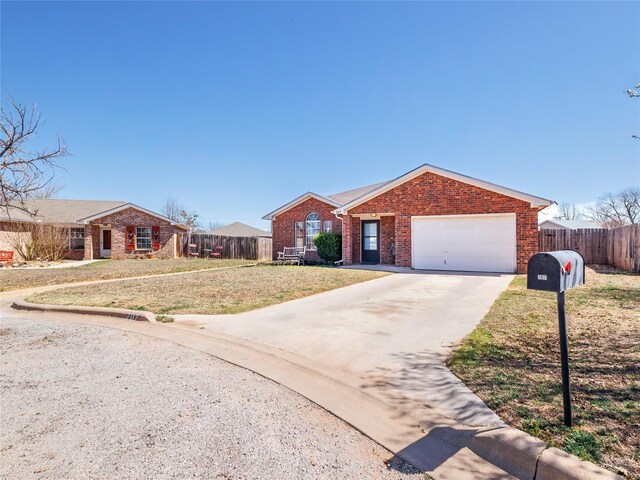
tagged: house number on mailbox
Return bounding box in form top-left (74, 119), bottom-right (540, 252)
top-left (527, 250), bottom-right (586, 427)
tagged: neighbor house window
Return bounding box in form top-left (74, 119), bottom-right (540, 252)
top-left (136, 227), bottom-right (152, 250)
top-left (69, 227), bottom-right (85, 250)
top-left (305, 213), bottom-right (321, 250)
top-left (323, 220), bottom-right (333, 233)
top-left (294, 222), bottom-right (304, 248)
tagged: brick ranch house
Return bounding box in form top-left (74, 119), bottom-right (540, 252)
top-left (0, 199), bottom-right (189, 260)
top-left (264, 164), bottom-right (554, 273)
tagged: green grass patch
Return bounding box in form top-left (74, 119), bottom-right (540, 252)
top-left (448, 268), bottom-right (640, 477)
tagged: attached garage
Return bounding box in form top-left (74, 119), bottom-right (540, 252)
top-left (411, 214), bottom-right (517, 273)
top-left (266, 163), bottom-right (553, 273)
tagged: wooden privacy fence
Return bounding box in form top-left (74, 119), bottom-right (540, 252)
top-left (179, 234), bottom-right (272, 262)
top-left (539, 228), bottom-right (608, 265)
top-left (539, 225), bottom-right (639, 273)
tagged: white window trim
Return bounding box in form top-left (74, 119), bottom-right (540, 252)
top-left (136, 227), bottom-right (152, 251)
top-left (305, 213), bottom-right (321, 251)
top-left (294, 221), bottom-right (304, 249)
top-left (68, 227), bottom-right (85, 250)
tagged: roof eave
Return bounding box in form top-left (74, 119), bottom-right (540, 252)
top-left (335, 163), bottom-right (555, 212)
top-left (77, 202), bottom-right (188, 228)
top-left (263, 192), bottom-right (341, 220)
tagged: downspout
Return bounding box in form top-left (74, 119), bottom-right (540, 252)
top-left (333, 211), bottom-right (344, 265)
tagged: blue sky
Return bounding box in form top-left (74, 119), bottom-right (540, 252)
top-left (2, 1), bottom-right (639, 229)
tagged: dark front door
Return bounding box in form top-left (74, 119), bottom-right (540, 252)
top-left (102, 229), bottom-right (112, 250)
top-left (361, 220), bottom-right (380, 264)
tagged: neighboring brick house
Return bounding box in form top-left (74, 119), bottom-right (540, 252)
top-left (0, 199), bottom-right (188, 260)
top-left (264, 164), bottom-right (554, 273)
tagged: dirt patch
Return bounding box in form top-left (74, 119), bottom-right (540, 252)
top-left (448, 267), bottom-right (639, 478)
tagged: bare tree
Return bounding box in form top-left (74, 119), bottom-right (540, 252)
top-left (161, 197), bottom-right (199, 230)
top-left (555, 202), bottom-right (583, 220)
top-left (31, 181), bottom-right (63, 199)
top-left (203, 221), bottom-right (225, 232)
top-left (7, 222), bottom-right (68, 261)
top-left (1, 98), bottom-right (68, 216)
top-left (585, 187), bottom-right (640, 227)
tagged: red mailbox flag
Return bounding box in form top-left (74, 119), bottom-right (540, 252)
top-left (562, 261), bottom-right (571, 274)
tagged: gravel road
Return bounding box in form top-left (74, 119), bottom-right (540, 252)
top-left (0, 317), bottom-right (423, 479)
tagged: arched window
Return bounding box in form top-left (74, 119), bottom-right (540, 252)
top-left (305, 213), bottom-right (321, 250)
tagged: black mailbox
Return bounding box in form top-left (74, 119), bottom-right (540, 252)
top-left (526, 249), bottom-right (586, 427)
top-left (527, 250), bottom-right (585, 293)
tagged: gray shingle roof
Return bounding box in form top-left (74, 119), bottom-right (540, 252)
top-left (0, 199), bottom-right (127, 224)
top-left (327, 181), bottom-right (390, 205)
top-left (208, 222), bottom-right (271, 237)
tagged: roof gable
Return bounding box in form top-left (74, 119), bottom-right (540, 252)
top-left (334, 163), bottom-right (554, 213)
top-left (78, 203), bottom-right (189, 229)
top-left (262, 192), bottom-right (341, 220)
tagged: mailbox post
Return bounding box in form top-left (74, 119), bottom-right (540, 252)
top-left (527, 250), bottom-right (585, 427)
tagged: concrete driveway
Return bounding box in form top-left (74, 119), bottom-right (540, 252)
top-left (176, 268), bottom-right (514, 426)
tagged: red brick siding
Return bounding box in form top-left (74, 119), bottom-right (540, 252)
top-left (85, 224), bottom-right (100, 260)
top-left (380, 216), bottom-right (395, 265)
top-left (345, 172), bottom-right (539, 273)
top-left (65, 248), bottom-right (84, 260)
top-left (87, 208), bottom-right (178, 259)
top-left (341, 214), bottom-right (352, 263)
top-left (350, 216), bottom-right (361, 263)
top-left (271, 198), bottom-right (338, 262)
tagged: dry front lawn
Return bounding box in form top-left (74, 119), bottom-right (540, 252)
top-left (448, 266), bottom-right (639, 478)
top-left (0, 259), bottom-right (253, 292)
top-left (27, 265), bottom-right (388, 315)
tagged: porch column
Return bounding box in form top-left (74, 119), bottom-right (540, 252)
top-left (83, 224), bottom-right (93, 260)
top-left (342, 214), bottom-right (353, 265)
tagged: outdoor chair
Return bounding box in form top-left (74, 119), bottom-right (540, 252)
top-left (277, 246), bottom-right (306, 265)
top-left (188, 243), bottom-right (199, 258)
top-left (0, 250), bottom-right (14, 266)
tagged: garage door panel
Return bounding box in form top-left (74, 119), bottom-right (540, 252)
top-left (440, 243), bottom-right (509, 257)
top-left (412, 215), bottom-right (516, 273)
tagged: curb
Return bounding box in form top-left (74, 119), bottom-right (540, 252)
top-left (11, 299), bottom-right (154, 322)
top-left (8, 299), bottom-right (623, 480)
top-left (536, 447), bottom-right (622, 480)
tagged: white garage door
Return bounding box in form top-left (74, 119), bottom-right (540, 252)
top-left (411, 214), bottom-right (516, 273)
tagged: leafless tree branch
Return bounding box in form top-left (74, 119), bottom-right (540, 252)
top-left (161, 197), bottom-right (199, 231)
top-left (554, 202), bottom-right (584, 220)
top-left (1, 97), bottom-right (69, 217)
top-left (585, 187), bottom-right (640, 227)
